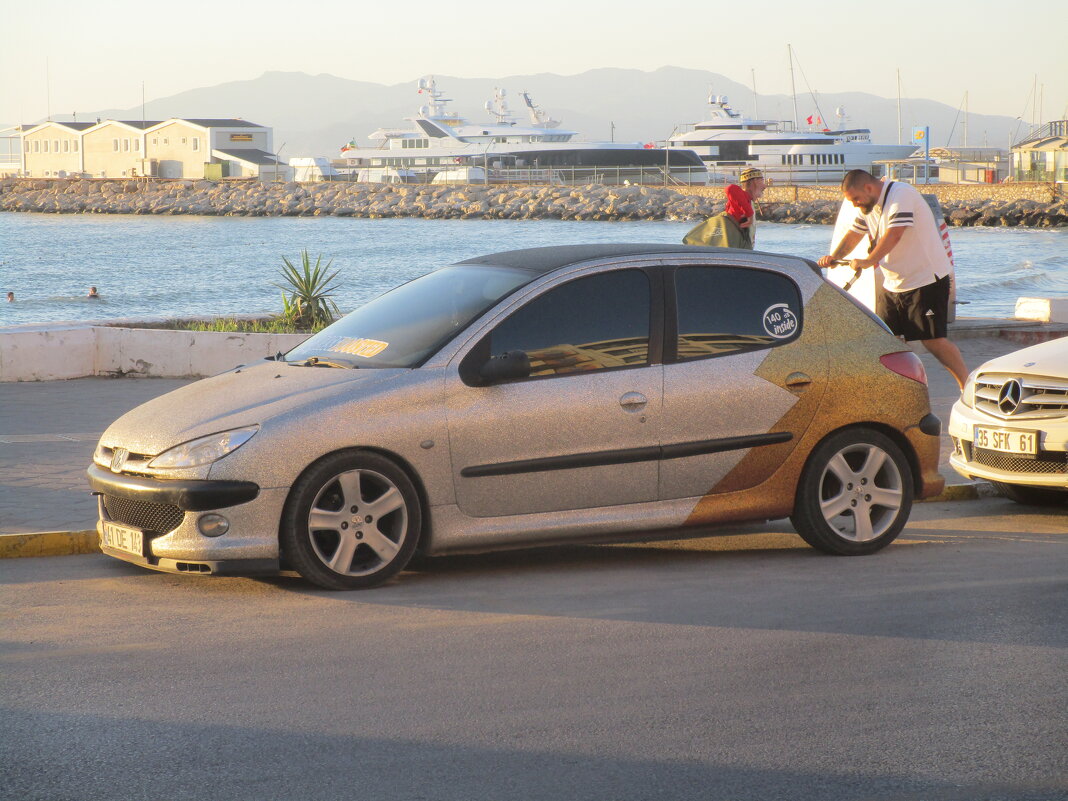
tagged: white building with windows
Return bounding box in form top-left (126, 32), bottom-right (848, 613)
top-left (18, 118), bottom-right (284, 180)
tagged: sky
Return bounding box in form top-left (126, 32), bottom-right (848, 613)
top-left (3, 0), bottom-right (1066, 126)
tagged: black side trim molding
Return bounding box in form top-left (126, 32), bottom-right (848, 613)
top-left (87, 464), bottom-right (259, 511)
top-left (919, 413), bottom-right (941, 437)
top-left (661, 432), bottom-right (793, 461)
top-left (460, 432), bottom-right (793, 478)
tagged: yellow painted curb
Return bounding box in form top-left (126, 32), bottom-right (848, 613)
top-left (0, 530), bottom-right (100, 558)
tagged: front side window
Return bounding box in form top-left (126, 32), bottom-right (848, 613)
top-left (286, 263), bottom-right (537, 369)
top-left (489, 270), bottom-right (651, 377)
top-left (674, 266), bottom-right (802, 359)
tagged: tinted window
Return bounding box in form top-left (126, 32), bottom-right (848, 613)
top-left (490, 270), bottom-right (651, 377)
top-left (287, 264), bottom-right (535, 368)
top-left (674, 266), bottom-right (802, 359)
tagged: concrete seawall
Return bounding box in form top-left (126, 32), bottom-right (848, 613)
top-left (2, 178), bottom-right (1066, 226)
top-left (0, 322), bottom-right (307, 381)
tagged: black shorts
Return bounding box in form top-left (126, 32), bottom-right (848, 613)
top-left (876, 274), bottom-right (950, 341)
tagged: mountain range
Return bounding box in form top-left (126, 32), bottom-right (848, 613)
top-left (41, 67), bottom-right (1025, 159)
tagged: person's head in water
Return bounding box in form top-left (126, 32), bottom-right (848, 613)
top-left (87, 286), bottom-right (99, 298)
top-left (5, 291), bottom-right (13, 302)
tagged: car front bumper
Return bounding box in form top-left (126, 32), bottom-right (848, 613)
top-left (947, 401), bottom-right (1068, 488)
top-left (87, 464), bottom-right (288, 576)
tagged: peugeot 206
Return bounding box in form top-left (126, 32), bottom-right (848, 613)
top-left (949, 336), bottom-right (1068, 506)
top-left (88, 244), bottom-right (944, 589)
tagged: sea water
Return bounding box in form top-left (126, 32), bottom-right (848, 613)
top-left (1, 213), bottom-right (1065, 327)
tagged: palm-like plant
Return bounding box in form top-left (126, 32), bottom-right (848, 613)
top-left (275, 250), bottom-right (342, 330)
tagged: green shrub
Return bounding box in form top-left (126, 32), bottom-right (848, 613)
top-left (275, 250), bottom-right (342, 330)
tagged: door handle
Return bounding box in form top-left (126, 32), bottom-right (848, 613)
top-left (785, 372), bottom-right (812, 389)
top-left (619, 391), bottom-right (648, 411)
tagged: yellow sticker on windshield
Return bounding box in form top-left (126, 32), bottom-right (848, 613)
top-left (328, 337), bottom-right (389, 358)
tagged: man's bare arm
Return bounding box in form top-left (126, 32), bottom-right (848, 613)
top-left (816, 229), bottom-right (864, 268)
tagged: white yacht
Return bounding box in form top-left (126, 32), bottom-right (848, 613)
top-left (668, 94), bottom-right (918, 183)
top-left (338, 77), bottom-right (707, 185)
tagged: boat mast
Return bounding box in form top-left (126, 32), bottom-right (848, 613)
top-left (896, 69), bottom-right (902, 145)
top-left (751, 68), bottom-right (758, 118)
top-left (788, 45), bottom-right (798, 130)
top-left (963, 90), bottom-right (968, 148)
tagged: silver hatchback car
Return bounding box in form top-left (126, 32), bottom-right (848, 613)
top-left (89, 244), bottom-right (944, 589)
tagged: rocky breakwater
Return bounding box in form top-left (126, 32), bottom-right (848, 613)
top-left (0, 178), bottom-right (717, 221)
top-left (1, 178), bottom-right (1065, 226)
top-left (757, 195), bottom-right (1068, 228)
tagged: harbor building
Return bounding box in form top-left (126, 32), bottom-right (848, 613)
top-left (17, 118), bottom-right (285, 180)
top-left (1012, 121), bottom-right (1068, 182)
top-left (81, 120), bottom-right (159, 178)
top-left (20, 121), bottom-right (95, 176)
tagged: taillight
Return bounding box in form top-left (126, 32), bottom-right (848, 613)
top-left (880, 351), bottom-right (927, 385)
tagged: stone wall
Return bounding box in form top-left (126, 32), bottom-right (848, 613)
top-left (1, 177), bottom-right (1065, 227)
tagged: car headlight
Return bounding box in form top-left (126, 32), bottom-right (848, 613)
top-left (959, 370), bottom-right (980, 408)
top-left (148, 426), bottom-right (259, 469)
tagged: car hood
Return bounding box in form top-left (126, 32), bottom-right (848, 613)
top-left (975, 336), bottom-right (1068, 378)
top-left (100, 360), bottom-right (409, 456)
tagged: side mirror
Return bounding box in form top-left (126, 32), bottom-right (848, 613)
top-left (478, 350), bottom-right (531, 384)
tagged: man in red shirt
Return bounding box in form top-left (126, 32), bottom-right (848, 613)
top-left (683, 167), bottom-right (766, 249)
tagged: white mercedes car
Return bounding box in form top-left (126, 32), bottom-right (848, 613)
top-left (949, 336), bottom-right (1068, 505)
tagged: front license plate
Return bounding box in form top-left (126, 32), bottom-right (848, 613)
top-left (974, 425), bottom-right (1038, 456)
top-left (102, 521), bottom-right (144, 556)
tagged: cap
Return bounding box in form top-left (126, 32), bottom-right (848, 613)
top-left (739, 168), bottom-right (763, 183)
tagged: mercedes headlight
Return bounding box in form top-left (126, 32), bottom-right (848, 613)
top-left (148, 426), bottom-right (259, 469)
top-left (959, 370), bottom-right (979, 409)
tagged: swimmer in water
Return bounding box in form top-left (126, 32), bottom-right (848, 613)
top-left (87, 286), bottom-right (100, 299)
top-left (5, 291), bottom-right (13, 302)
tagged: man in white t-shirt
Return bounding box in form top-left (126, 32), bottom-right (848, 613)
top-left (818, 169), bottom-right (968, 390)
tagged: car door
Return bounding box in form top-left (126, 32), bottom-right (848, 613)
top-left (659, 263), bottom-right (828, 501)
top-left (445, 267), bottom-right (663, 519)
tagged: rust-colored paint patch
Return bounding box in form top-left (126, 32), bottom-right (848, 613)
top-left (685, 284), bottom-right (940, 527)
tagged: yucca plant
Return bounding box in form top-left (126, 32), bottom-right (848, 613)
top-left (275, 250), bottom-right (342, 330)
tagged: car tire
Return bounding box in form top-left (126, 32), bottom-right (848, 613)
top-left (990, 481), bottom-right (1068, 507)
top-left (280, 450), bottom-right (422, 590)
top-left (790, 428), bottom-right (914, 555)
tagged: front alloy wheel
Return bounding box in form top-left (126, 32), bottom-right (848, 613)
top-left (791, 429), bottom-right (914, 555)
top-left (281, 451), bottom-right (421, 589)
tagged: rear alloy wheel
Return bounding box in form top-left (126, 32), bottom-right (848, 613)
top-left (991, 481), bottom-right (1068, 507)
top-left (281, 451), bottom-right (421, 590)
top-left (791, 429), bottom-right (914, 555)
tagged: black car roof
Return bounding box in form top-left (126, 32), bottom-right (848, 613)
top-left (456, 244), bottom-right (791, 275)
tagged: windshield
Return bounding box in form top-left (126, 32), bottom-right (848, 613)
top-left (286, 263), bottom-right (537, 368)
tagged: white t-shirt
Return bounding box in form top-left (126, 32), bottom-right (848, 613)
top-left (849, 180), bottom-right (951, 292)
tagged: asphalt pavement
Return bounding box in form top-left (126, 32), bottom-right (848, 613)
top-left (2, 496), bottom-right (1065, 800)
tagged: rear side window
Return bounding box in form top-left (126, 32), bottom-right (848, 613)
top-left (674, 266), bottom-right (802, 359)
top-left (490, 269), bottom-right (651, 377)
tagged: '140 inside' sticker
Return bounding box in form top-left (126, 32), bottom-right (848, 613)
top-left (762, 304), bottom-right (798, 339)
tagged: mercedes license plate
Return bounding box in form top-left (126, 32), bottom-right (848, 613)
top-left (974, 426), bottom-right (1038, 456)
top-left (102, 521), bottom-right (144, 556)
